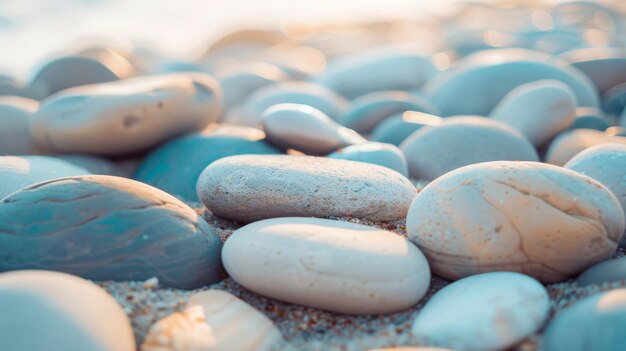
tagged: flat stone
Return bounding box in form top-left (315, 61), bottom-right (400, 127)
top-left (546, 129), bottom-right (626, 166)
top-left (543, 289), bottom-right (626, 351)
top-left (329, 142), bottom-right (409, 177)
top-left (261, 103), bottom-right (365, 155)
top-left (0, 175), bottom-right (223, 289)
top-left (134, 125), bottom-right (281, 202)
top-left (222, 217), bottom-right (430, 314)
top-left (406, 161), bottom-right (624, 283)
top-left (31, 73), bottom-right (222, 156)
top-left (142, 290), bottom-right (282, 351)
top-left (370, 111), bottom-right (443, 146)
top-left (412, 272), bottom-right (549, 351)
top-left (576, 257), bottom-right (626, 286)
top-left (0, 270), bottom-right (135, 351)
top-left (400, 116), bottom-right (538, 180)
top-left (197, 155), bottom-right (416, 222)
top-left (0, 96), bottom-right (41, 155)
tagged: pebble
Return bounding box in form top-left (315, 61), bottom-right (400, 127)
top-left (406, 161), bottom-right (625, 283)
top-left (340, 91), bottom-right (438, 135)
top-left (0, 155), bottom-right (90, 199)
top-left (142, 290), bottom-right (283, 351)
top-left (425, 49), bottom-right (599, 116)
top-left (198, 155), bottom-right (416, 222)
top-left (560, 47), bottom-right (626, 94)
top-left (222, 217), bottom-right (430, 314)
top-left (0, 175), bottom-right (223, 289)
top-left (400, 116), bottom-right (539, 180)
top-left (545, 129), bottom-right (626, 166)
top-left (542, 289), bottom-right (626, 351)
top-left (0, 270), bottom-right (135, 351)
top-left (603, 82), bottom-right (626, 117)
top-left (569, 107), bottom-right (611, 131)
top-left (329, 142), bottom-right (409, 177)
top-left (134, 125), bottom-right (281, 202)
top-left (261, 103), bottom-right (366, 155)
top-left (314, 48), bottom-right (437, 99)
top-left (0, 96), bottom-right (42, 155)
top-left (489, 80), bottom-right (577, 147)
top-left (370, 111), bottom-right (443, 146)
top-left (31, 73), bottom-right (222, 156)
top-left (576, 257), bottom-right (626, 287)
top-left (218, 62), bottom-right (287, 113)
top-left (411, 272), bottom-right (549, 351)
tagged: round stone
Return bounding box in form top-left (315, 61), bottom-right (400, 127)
top-left (489, 80), bottom-right (577, 147)
top-left (546, 129), bottom-right (626, 166)
top-left (411, 272), bottom-right (549, 351)
top-left (370, 111), bottom-right (443, 146)
top-left (560, 47), bottom-right (626, 94)
top-left (0, 270), bottom-right (135, 351)
top-left (261, 103), bottom-right (365, 155)
top-left (400, 116), bottom-right (539, 180)
top-left (197, 155), bottom-right (416, 222)
top-left (329, 142), bottom-right (409, 177)
top-left (134, 125), bottom-right (281, 203)
top-left (0, 156), bottom-right (90, 199)
top-left (569, 107), bottom-right (612, 131)
top-left (142, 289), bottom-right (283, 351)
top-left (576, 257), bottom-right (626, 286)
top-left (0, 175), bottom-right (223, 289)
top-left (0, 96), bottom-right (41, 155)
top-left (218, 62), bottom-right (287, 113)
top-left (406, 161), bottom-right (625, 283)
top-left (543, 289), bottom-right (626, 351)
top-left (222, 217), bottom-right (431, 314)
top-left (31, 73), bottom-right (222, 156)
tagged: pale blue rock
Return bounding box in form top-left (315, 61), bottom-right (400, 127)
top-left (560, 47), bottom-right (626, 94)
top-left (569, 107), bottom-right (611, 131)
top-left (134, 125), bottom-right (281, 203)
top-left (329, 142), bottom-right (409, 177)
top-left (543, 289), bottom-right (626, 351)
top-left (217, 63), bottom-right (287, 113)
top-left (370, 111), bottom-right (443, 146)
top-left (56, 155), bottom-right (133, 178)
top-left (0, 96), bottom-right (41, 155)
top-left (603, 82), bottom-right (626, 117)
top-left (546, 129), bottom-right (626, 166)
top-left (576, 257), bottom-right (626, 286)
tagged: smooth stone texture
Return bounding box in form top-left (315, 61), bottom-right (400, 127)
top-left (329, 142), bottom-right (409, 177)
top-left (0, 175), bottom-right (222, 289)
top-left (370, 111), bottom-right (443, 146)
top-left (560, 48), bottom-right (626, 94)
top-left (197, 155), bottom-right (416, 222)
top-left (546, 129), bottom-right (626, 166)
top-left (261, 103), bottom-right (366, 155)
top-left (218, 63), bottom-right (287, 113)
top-left (57, 155), bottom-right (133, 177)
top-left (0, 96), bottom-right (41, 155)
top-left (314, 49), bottom-right (437, 99)
top-left (576, 257), bottom-right (626, 287)
top-left (142, 290), bottom-right (282, 351)
top-left (406, 161), bottom-right (625, 283)
top-left (134, 125), bottom-right (281, 202)
top-left (0, 156), bottom-right (90, 199)
top-left (490, 80), bottom-right (577, 147)
top-left (425, 49), bottom-right (600, 116)
top-left (222, 217), bottom-right (430, 314)
top-left (570, 107), bottom-right (611, 131)
top-left (31, 73), bottom-right (222, 156)
top-left (412, 272), bottom-right (549, 351)
top-left (28, 56), bottom-right (123, 99)
top-left (543, 289), bottom-right (626, 351)
top-left (400, 116), bottom-right (539, 180)
top-left (603, 82), bottom-right (626, 117)
top-left (0, 270), bottom-right (135, 351)
top-left (340, 91), bottom-right (438, 135)
top-left (231, 82), bottom-right (348, 126)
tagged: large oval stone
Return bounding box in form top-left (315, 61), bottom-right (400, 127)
top-left (222, 217), bottom-right (430, 314)
top-left (0, 175), bottom-right (222, 289)
top-left (197, 155), bottom-right (416, 222)
top-left (406, 161), bottom-right (624, 283)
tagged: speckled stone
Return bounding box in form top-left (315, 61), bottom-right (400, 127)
top-left (134, 125), bottom-right (281, 202)
top-left (0, 270), bottom-right (135, 351)
top-left (406, 161), bottom-right (625, 283)
top-left (197, 155), bottom-right (416, 222)
top-left (400, 116), bottom-right (538, 180)
top-left (31, 73), bottom-right (222, 156)
top-left (223, 217), bottom-right (430, 314)
top-left (546, 129), bottom-right (626, 166)
top-left (0, 175), bottom-right (223, 289)
top-left (576, 257), bottom-right (626, 286)
top-left (370, 111), bottom-right (443, 146)
top-left (412, 272), bottom-right (549, 351)
top-left (543, 289), bottom-right (626, 351)
top-left (329, 142), bottom-right (409, 177)
top-left (0, 96), bottom-right (41, 155)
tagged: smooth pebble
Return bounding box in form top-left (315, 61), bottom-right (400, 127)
top-left (329, 142), bottom-right (409, 177)
top-left (0, 96), bottom-right (41, 155)
top-left (370, 111), bottom-right (443, 146)
top-left (546, 129), bottom-right (626, 166)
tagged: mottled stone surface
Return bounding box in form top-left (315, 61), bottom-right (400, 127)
top-left (0, 175), bottom-right (222, 289)
top-left (197, 155), bottom-right (416, 222)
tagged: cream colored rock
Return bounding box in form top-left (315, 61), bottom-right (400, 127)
top-left (261, 103), bottom-right (365, 155)
top-left (142, 290), bottom-right (282, 351)
top-left (406, 161), bottom-right (625, 283)
top-left (0, 270), bottom-right (135, 351)
top-left (0, 96), bottom-right (41, 155)
top-left (222, 217), bottom-right (430, 314)
top-left (546, 129), bottom-right (626, 166)
top-left (329, 142), bottom-right (409, 177)
top-left (31, 73), bottom-right (222, 155)
top-left (490, 80), bottom-right (577, 147)
top-left (197, 155), bottom-right (416, 222)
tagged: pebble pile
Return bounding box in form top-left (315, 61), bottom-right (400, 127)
top-left (2, 1), bottom-right (626, 351)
